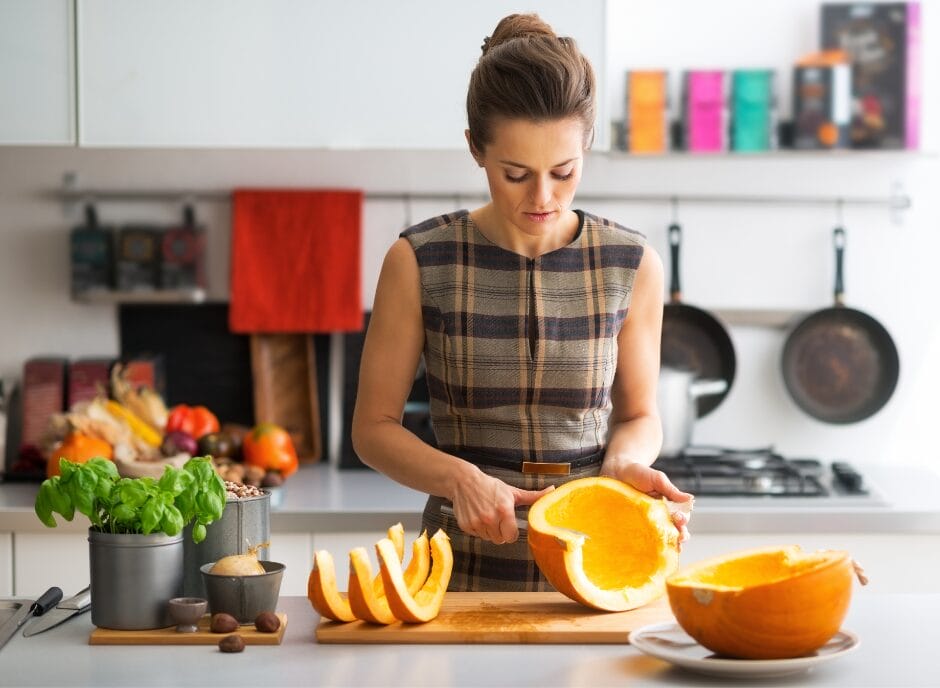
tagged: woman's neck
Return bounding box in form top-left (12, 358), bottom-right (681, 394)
top-left (469, 206), bottom-right (579, 259)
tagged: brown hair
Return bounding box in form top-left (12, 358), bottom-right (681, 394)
top-left (467, 13), bottom-right (596, 153)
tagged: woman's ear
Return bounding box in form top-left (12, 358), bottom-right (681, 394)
top-left (465, 130), bottom-right (484, 167)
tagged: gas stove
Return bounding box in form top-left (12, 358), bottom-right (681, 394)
top-left (652, 446), bottom-right (883, 503)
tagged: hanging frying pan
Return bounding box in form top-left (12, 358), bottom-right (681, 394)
top-left (661, 223), bottom-right (736, 417)
top-left (781, 227), bottom-right (899, 424)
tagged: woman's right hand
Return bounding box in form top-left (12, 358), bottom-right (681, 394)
top-left (450, 471), bottom-right (554, 545)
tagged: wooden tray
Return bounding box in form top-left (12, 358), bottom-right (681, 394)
top-left (316, 593), bottom-right (674, 644)
top-left (89, 612), bottom-right (287, 645)
top-left (250, 333), bottom-right (321, 462)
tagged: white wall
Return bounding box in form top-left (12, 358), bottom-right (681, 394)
top-left (0, 0), bottom-right (937, 471)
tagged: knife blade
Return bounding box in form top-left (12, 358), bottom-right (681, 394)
top-left (0, 587), bottom-right (62, 651)
top-left (22, 586), bottom-right (91, 637)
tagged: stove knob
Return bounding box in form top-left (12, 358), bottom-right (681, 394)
top-left (831, 462), bottom-right (863, 492)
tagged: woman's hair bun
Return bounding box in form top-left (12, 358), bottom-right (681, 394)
top-left (481, 13), bottom-right (556, 55)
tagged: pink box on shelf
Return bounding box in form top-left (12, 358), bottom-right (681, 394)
top-left (68, 358), bottom-right (115, 409)
top-left (683, 71), bottom-right (728, 152)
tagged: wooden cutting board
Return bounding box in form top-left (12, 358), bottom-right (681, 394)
top-left (316, 593), bottom-right (674, 644)
top-left (89, 613), bottom-right (287, 645)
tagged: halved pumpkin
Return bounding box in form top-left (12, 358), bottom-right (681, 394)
top-left (307, 522), bottom-right (406, 623)
top-left (666, 545), bottom-right (858, 659)
top-left (377, 529), bottom-right (453, 623)
top-left (527, 476), bottom-right (679, 612)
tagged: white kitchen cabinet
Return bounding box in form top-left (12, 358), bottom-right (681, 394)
top-left (13, 533), bottom-right (89, 598)
top-left (0, 533), bottom-right (12, 596)
top-left (682, 534), bottom-right (940, 594)
top-left (268, 533), bottom-right (313, 597)
top-left (76, 0), bottom-right (606, 150)
top-left (0, 0), bottom-right (75, 145)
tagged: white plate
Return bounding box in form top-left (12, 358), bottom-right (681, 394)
top-left (628, 622), bottom-right (860, 679)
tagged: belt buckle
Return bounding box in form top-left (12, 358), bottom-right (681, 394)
top-left (522, 461), bottom-right (570, 475)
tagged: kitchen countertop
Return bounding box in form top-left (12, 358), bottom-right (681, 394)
top-left (2, 461), bottom-right (940, 535)
top-left (0, 592), bottom-right (935, 687)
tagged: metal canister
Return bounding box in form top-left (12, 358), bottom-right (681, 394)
top-left (182, 490), bottom-right (271, 598)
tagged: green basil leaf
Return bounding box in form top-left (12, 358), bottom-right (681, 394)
top-left (140, 498), bottom-right (164, 535)
top-left (74, 489), bottom-right (95, 519)
top-left (158, 467), bottom-right (180, 494)
top-left (191, 522), bottom-right (207, 544)
top-left (120, 481), bottom-right (149, 509)
top-left (34, 483), bottom-right (56, 528)
top-left (161, 505), bottom-right (184, 536)
top-left (88, 457), bottom-right (119, 481)
top-left (204, 492), bottom-right (225, 521)
top-left (112, 503), bottom-right (137, 524)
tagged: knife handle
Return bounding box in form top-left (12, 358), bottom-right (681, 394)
top-left (440, 504), bottom-right (528, 530)
top-left (32, 587), bottom-right (63, 616)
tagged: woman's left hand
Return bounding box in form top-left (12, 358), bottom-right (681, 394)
top-left (600, 461), bottom-right (694, 548)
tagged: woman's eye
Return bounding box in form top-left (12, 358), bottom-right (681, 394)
top-left (553, 172), bottom-right (574, 181)
top-left (505, 173), bottom-right (528, 183)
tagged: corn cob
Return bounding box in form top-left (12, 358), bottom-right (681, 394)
top-left (105, 400), bottom-right (162, 447)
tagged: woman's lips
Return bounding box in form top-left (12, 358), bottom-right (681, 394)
top-left (524, 211), bottom-right (555, 223)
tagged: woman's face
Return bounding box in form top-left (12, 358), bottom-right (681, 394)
top-left (471, 117), bottom-right (585, 238)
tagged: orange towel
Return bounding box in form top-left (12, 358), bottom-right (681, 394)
top-left (229, 189), bottom-right (363, 333)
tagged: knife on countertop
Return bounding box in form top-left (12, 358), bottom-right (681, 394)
top-left (0, 587), bottom-right (62, 651)
top-left (22, 586), bottom-right (91, 637)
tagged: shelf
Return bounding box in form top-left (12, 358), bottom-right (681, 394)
top-left (600, 149), bottom-right (937, 161)
top-left (73, 288), bottom-right (207, 305)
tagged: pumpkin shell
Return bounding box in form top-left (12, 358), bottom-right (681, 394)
top-left (527, 476), bottom-right (679, 612)
top-left (666, 545), bottom-right (855, 659)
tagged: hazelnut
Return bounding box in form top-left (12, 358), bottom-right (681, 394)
top-left (261, 471), bottom-right (284, 488)
top-left (218, 634), bottom-right (245, 653)
top-left (210, 612), bottom-right (239, 633)
top-left (254, 611), bottom-right (280, 633)
top-left (244, 465), bottom-right (265, 487)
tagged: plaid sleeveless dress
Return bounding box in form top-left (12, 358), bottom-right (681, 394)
top-left (400, 209), bottom-right (646, 591)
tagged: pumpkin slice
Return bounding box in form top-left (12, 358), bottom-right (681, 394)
top-left (371, 522), bottom-right (406, 597)
top-left (348, 546), bottom-right (398, 624)
top-left (378, 529), bottom-right (453, 623)
top-left (666, 545), bottom-right (859, 659)
top-left (527, 476), bottom-right (679, 612)
top-left (307, 549), bottom-right (356, 622)
top-left (308, 523), bottom-right (407, 623)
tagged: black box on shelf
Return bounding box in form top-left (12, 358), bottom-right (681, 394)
top-left (821, 2), bottom-right (921, 149)
top-left (792, 54), bottom-right (852, 150)
top-left (70, 223), bottom-right (114, 296)
top-left (160, 224), bottom-right (206, 290)
top-left (116, 226), bottom-right (161, 291)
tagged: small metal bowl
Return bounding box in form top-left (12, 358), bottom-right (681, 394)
top-left (200, 560), bottom-right (285, 624)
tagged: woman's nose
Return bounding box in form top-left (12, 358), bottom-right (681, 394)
top-left (531, 177), bottom-right (552, 207)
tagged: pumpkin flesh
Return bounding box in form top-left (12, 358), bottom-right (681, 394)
top-left (528, 477), bottom-right (679, 612)
top-left (666, 545), bottom-right (855, 659)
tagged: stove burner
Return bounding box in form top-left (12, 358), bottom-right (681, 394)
top-left (651, 446), bottom-right (860, 498)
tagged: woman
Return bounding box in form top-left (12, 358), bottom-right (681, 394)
top-left (352, 13), bottom-right (693, 591)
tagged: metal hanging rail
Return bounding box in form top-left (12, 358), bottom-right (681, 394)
top-left (49, 187), bottom-right (911, 211)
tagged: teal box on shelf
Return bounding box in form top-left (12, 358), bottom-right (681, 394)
top-left (731, 70), bottom-right (777, 152)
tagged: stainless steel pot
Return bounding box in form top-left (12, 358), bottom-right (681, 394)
top-left (658, 367), bottom-right (728, 457)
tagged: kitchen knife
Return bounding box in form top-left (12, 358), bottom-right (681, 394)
top-left (22, 586), bottom-right (91, 637)
top-left (440, 504), bottom-right (591, 540)
top-left (0, 587), bottom-right (62, 651)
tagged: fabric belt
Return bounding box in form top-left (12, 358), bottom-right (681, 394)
top-left (451, 449), bottom-right (605, 475)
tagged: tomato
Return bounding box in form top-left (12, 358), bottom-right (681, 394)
top-left (165, 404), bottom-right (220, 439)
top-left (48, 432), bottom-right (113, 477)
top-left (242, 423), bottom-right (299, 478)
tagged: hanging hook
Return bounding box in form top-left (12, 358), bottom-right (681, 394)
top-left (403, 193), bottom-right (413, 228)
top-left (670, 195), bottom-right (680, 225)
top-left (835, 197), bottom-right (845, 229)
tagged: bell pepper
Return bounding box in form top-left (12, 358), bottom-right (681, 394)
top-left (48, 432), bottom-right (113, 478)
top-left (165, 404), bottom-right (221, 440)
top-left (242, 423), bottom-right (299, 478)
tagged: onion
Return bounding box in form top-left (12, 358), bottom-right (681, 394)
top-left (210, 549), bottom-right (265, 576)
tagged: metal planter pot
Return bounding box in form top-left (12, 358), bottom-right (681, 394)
top-left (183, 491), bottom-right (271, 598)
top-left (88, 529), bottom-right (183, 630)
